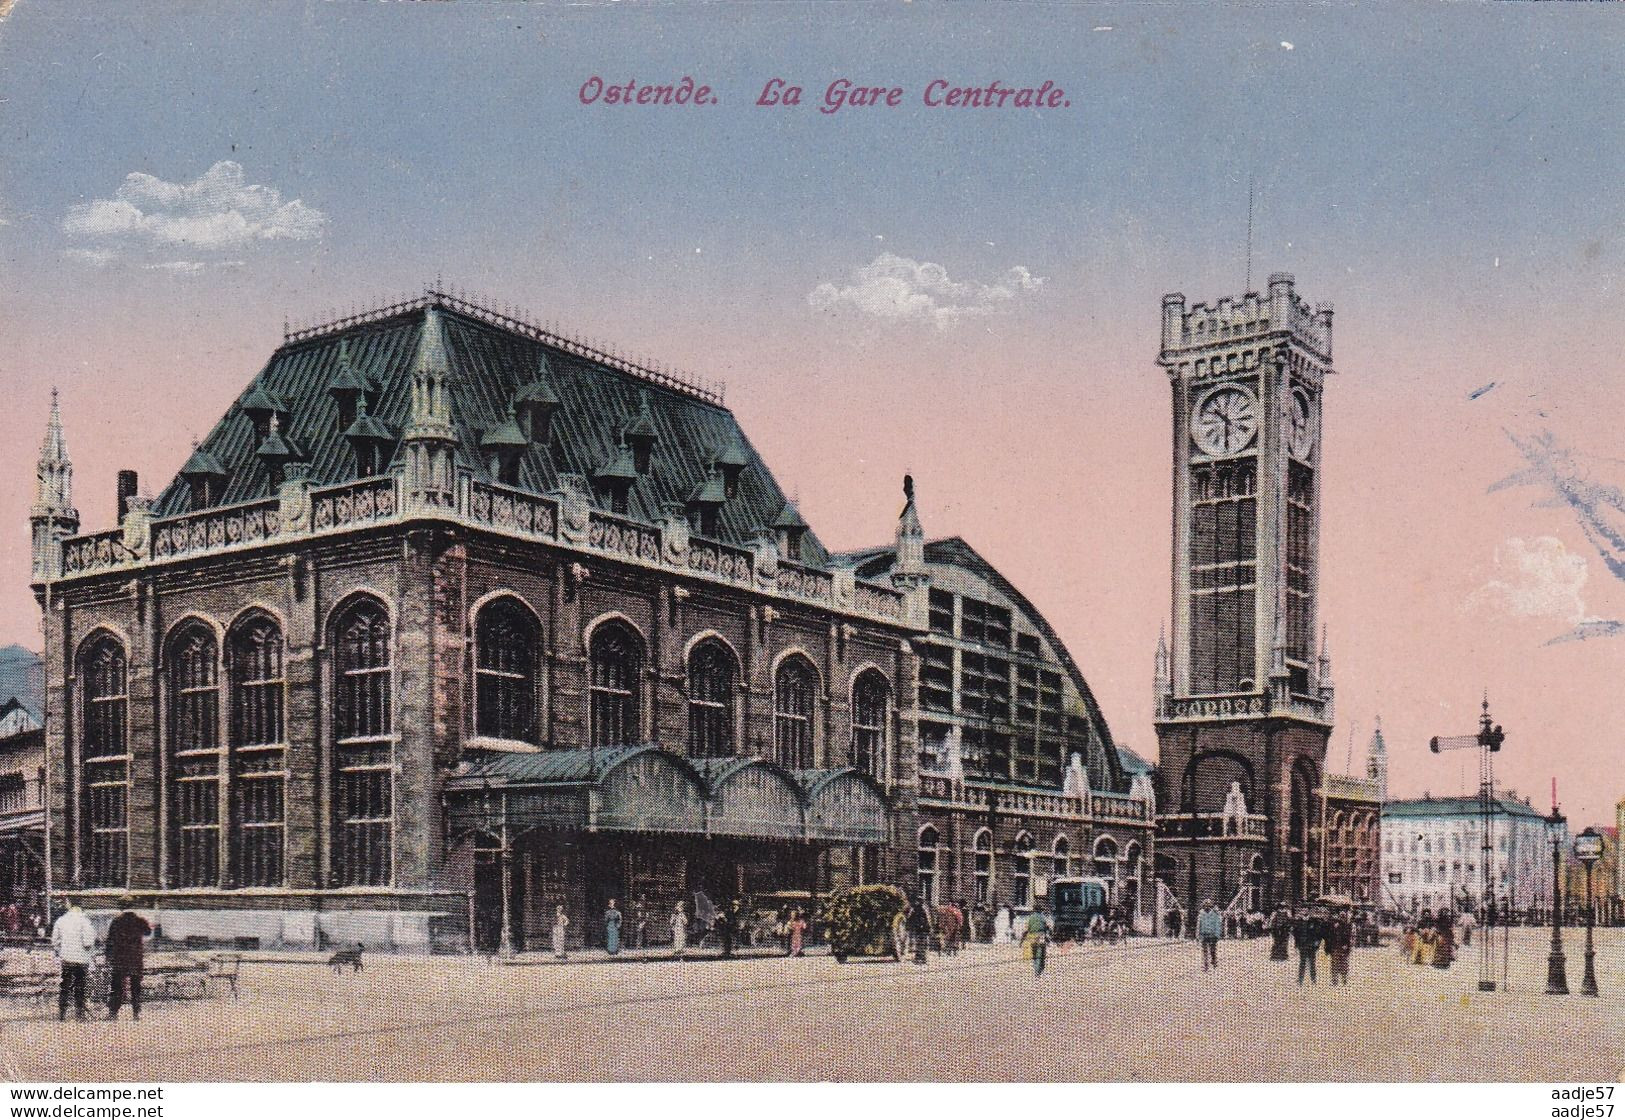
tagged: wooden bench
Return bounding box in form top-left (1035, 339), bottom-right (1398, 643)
top-left (205, 953), bottom-right (242, 1000)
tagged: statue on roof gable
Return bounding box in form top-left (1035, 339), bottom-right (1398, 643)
top-left (1063, 751), bottom-right (1090, 799)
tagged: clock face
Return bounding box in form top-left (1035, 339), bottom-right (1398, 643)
top-left (1192, 385), bottom-right (1258, 456)
top-left (1289, 388), bottom-right (1316, 459)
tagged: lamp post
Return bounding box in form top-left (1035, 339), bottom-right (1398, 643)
top-left (1575, 827), bottom-right (1604, 997)
top-left (1546, 806), bottom-right (1569, 995)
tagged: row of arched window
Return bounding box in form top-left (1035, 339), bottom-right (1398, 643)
top-left (72, 593), bottom-right (895, 891)
top-left (74, 597), bottom-right (393, 891)
top-left (576, 615), bottom-right (893, 774)
top-left (916, 826), bottom-right (1142, 908)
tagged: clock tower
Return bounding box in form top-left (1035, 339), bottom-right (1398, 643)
top-left (1153, 273), bottom-right (1337, 920)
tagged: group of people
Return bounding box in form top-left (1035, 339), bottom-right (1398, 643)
top-left (1, 901), bottom-right (46, 940)
top-left (1236, 903), bottom-right (1358, 985)
top-left (1400, 907), bottom-right (1460, 969)
top-left (48, 897), bottom-right (152, 1022)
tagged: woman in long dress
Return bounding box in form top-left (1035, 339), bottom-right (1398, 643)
top-left (551, 906), bottom-right (570, 960)
top-left (670, 901), bottom-right (688, 959)
top-left (993, 906), bottom-right (1012, 944)
top-left (786, 909), bottom-right (808, 957)
top-left (604, 898), bottom-right (623, 955)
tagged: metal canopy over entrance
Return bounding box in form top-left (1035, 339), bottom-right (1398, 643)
top-left (445, 745), bottom-right (889, 845)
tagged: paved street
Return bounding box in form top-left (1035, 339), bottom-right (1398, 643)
top-left (5, 928), bottom-right (1625, 1082)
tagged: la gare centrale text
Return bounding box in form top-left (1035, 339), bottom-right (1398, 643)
top-left (577, 76), bottom-right (1071, 112)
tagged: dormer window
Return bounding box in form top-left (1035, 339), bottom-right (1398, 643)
top-left (343, 396), bottom-right (395, 478)
top-left (480, 406), bottom-right (529, 487)
top-left (715, 434), bottom-right (749, 500)
top-left (624, 392), bottom-right (657, 475)
top-left (328, 340), bottom-right (372, 432)
top-left (593, 442), bottom-right (638, 515)
top-left (514, 355), bottom-right (560, 447)
top-left (180, 443), bottom-right (227, 511)
top-left (772, 500), bottom-right (808, 560)
top-left (255, 415), bottom-right (301, 489)
top-left (241, 385), bottom-right (288, 447)
top-left (686, 470), bottom-right (726, 537)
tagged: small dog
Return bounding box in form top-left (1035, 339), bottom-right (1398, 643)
top-left (328, 943), bottom-right (364, 973)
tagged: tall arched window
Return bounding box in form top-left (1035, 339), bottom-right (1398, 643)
top-left (332, 598), bottom-right (393, 887)
top-left (687, 639), bottom-right (737, 758)
top-left (1093, 835), bottom-right (1119, 901)
top-left (972, 828), bottom-right (993, 907)
top-left (1052, 835), bottom-right (1071, 879)
top-left (230, 614), bottom-right (285, 887)
top-left (475, 599), bottom-right (539, 742)
top-left (589, 621), bottom-right (642, 747)
top-left (851, 669), bottom-right (890, 780)
top-left (79, 634), bottom-right (129, 888)
top-left (773, 656), bottom-right (817, 769)
top-left (918, 826), bottom-right (939, 905)
top-left (167, 622), bottom-right (220, 888)
top-left (1013, 832), bottom-right (1034, 907)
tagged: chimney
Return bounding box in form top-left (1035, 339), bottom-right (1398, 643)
top-left (117, 470), bottom-right (139, 523)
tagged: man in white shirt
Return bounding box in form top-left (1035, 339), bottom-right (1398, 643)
top-left (51, 903), bottom-right (96, 1021)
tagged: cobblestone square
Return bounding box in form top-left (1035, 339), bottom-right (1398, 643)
top-left (6, 928), bottom-right (1623, 1082)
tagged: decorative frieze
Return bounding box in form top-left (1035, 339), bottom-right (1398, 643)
top-left (150, 498), bottom-right (287, 561)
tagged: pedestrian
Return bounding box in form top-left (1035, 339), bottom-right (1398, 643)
top-left (670, 901), bottom-right (688, 959)
top-left (1292, 908), bottom-right (1322, 985)
top-left (993, 905), bottom-right (1012, 944)
top-left (604, 898), bottom-right (622, 956)
top-left (50, 902), bottom-right (95, 1022)
top-left (1022, 907), bottom-right (1051, 977)
top-left (1433, 909), bottom-right (1455, 970)
top-left (719, 898), bottom-right (738, 958)
top-left (1196, 898), bottom-right (1223, 971)
top-left (1458, 909), bottom-right (1475, 948)
top-left (786, 908), bottom-right (807, 957)
top-left (939, 902), bottom-right (964, 955)
top-left (551, 905), bottom-right (570, 960)
top-left (633, 896), bottom-right (648, 951)
top-left (904, 896), bottom-right (932, 964)
top-left (1326, 908), bottom-right (1353, 985)
top-left (1269, 906), bottom-right (1292, 962)
top-left (105, 896), bottom-right (151, 1021)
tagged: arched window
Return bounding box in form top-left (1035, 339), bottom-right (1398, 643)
top-left (851, 669), bottom-right (890, 780)
top-left (475, 599), bottom-right (539, 742)
top-left (1093, 835), bottom-right (1119, 898)
top-left (972, 828), bottom-right (993, 906)
top-left (230, 614), bottom-right (285, 887)
top-left (1052, 835), bottom-right (1071, 879)
top-left (918, 826), bottom-right (939, 905)
top-left (79, 634), bottom-right (129, 888)
top-left (1013, 832), bottom-right (1034, 907)
top-left (332, 598), bottom-right (393, 887)
top-left (167, 622), bottom-right (220, 888)
top-left (687, 639), bottom-right (737, 758)
top-left (773, 656), bottom-right (817, 770)
top-left (589, 621), bottom-right (643, 747)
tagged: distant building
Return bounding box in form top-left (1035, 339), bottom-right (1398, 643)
top-left (1320, 722), bottom-right (1385, 904)
top-left (1564, 824), bottom-right (1619, 924)
top-left (1381, 792), bottom-right (1561, 918)
top-left (840, 538), bottom-right (1155, 929)
top-left (0, 697), bottom-right (46, 923)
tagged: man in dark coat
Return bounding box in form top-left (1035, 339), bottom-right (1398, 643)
top-left (1292, 908), bottom-right (1323, 985)
top-left (1269, 907), bottom-right (1293, 961)
top-left (105, 897), bottom-right (151, 1021)
top-left (1326, 909), bottom-right (1354, 985)
top-left (905, 895), bottom-right (933, 964)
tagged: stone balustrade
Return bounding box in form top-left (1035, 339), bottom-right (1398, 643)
top-left (56, 470), bottom-right (908, 626)
top-left (920, 773), bottom-right (1151, 825)
top-left (1157, 812), bottom-right (1269, 840)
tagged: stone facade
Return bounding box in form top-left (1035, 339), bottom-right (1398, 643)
top-left (31, 292), bottom-right (925, 950)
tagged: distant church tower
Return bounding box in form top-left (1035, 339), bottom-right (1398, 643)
top-left (30, 388), bottom-right (79, 580)
top-left (1366, 717), bottom-right (1389, 801)
top-left (1152, 274), bottom-right (1337, 916)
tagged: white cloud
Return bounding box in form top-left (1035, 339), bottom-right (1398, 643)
top-left (62, 161), bottom-right (325, 266)
top-left (807, 252), bottom-right (1045, 330)
top-left (64, 247), bottom-right (117, 267)
top-left (1470, 536), bottom-right (1590, 624)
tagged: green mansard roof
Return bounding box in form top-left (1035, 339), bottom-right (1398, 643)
top-left (152, 297), bottom-right (829, 562)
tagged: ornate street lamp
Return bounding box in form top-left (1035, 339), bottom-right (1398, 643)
top-left (1546, 806), bottom-right (1569, 995)
top-left (1575, 826), bottom-right (1604, 997)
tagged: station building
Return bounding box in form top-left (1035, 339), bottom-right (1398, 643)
top-left (31, 292), bottom-right (926, 951)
